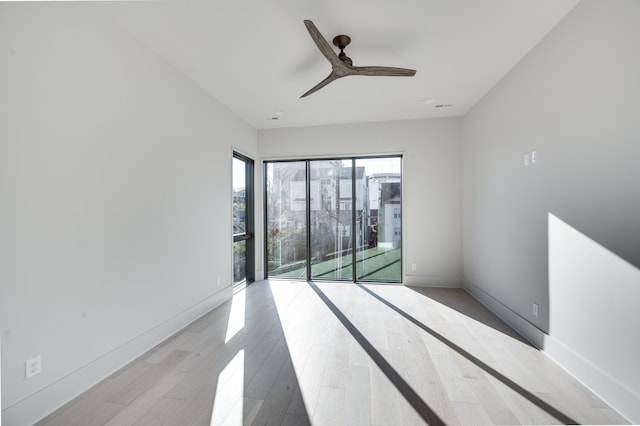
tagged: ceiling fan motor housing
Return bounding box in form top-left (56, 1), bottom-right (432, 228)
top-left (333, 35), bottom-right (353, 65)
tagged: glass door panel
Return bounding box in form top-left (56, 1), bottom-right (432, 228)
top-left (355, 157), bottom-right (402, 282)
top-left (233, 153), bottom-right (254, 287)
top-left (309, 159), bottom-right (354, 280)
top-left (233, 240), bottom-right (247, 284)
top-left (265, 161), bottom-right (308, 278)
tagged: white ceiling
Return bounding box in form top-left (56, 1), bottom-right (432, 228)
top-left (96, 0), bottom-right (579, 130)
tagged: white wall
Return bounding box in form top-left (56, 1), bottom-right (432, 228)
top-left (259, 118), bottom-right (463, 286)
top-left (548, 213), bottom-right (640, 422)
top-left (0, 3), bottom-right (257, 424)
top-left (462, 0), bottom-right (640, 422)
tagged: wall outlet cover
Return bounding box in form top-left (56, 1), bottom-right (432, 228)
top-left (26, 356), bottom-right (41, 379)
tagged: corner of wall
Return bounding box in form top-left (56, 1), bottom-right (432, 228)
top-left (1, 287), bottom-right (231, 426)
top-left (404, 276), bottom-right (462, 288)
top-left (462, 279), bottom-right (545, 349)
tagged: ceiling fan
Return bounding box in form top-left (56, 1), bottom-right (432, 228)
top-left (301, 20), bottom-right (417, 98)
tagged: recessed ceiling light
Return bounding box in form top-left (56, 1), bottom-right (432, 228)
top-left (421, 98), bottom-right (435, 105)
top-left (266, 111), bottom-right (285, 121)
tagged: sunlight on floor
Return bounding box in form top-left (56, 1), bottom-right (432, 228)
top-left (268, 281), bottom-right (315, 411)
top-left (224, 290), bottom-right (246, 344)
top-left (255, 279), bottom-right (630, 424)
top-left (210, 349), bottom-right (245, 426)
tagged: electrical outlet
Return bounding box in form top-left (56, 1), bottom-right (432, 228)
top-left (531, 150), bottom-right (538, 164)
top-left (411, 263), bottom-right (417, 271)
top-left (533, 303), bottom-right (539, 318)
top-left (524, 153), bottom-right (530, 166)
top-left (25, 356), bottom-right (41, 379)
top-left (217, 276), bottom-right (221, 286)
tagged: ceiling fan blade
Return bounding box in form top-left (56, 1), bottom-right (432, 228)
top-left (301, 20), bottom-right (417, 97)
top-left (351, 66), bottom-right (416, 77)
top-left (304, 20), bottom-right (341, 67)
top-left (300, 71), bottom-right (341, 98)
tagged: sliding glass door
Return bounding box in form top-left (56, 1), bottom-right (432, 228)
top-left (265, 161), bottom-right (307, 278)
top-left (265, 156), bottom-right (402, 283)
top-left (355, 157), bottom-right (402, 281)
top-left (309, 159), bottom-right (353, 280)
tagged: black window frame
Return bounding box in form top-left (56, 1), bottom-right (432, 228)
top-left (233, 151), bottom-right (255, 284)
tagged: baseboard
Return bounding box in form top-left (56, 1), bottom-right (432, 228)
top-left (2, 287), bottom-right (231, 426)
top-left (462, 279), bottom-right (545, 349)
top-left (404, 275), bottom-right (462, 288)
top-left (544, 336), bottom-right (638, 424)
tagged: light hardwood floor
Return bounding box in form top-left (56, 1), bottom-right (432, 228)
top-left (38, 280), bottom-right (629, 425)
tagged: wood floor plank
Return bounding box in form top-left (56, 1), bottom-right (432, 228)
top-left (320, 326), bottom-right (351, 389)
top-left (343, 365), bottom-right (372, 426)
top-left (166, 340), bottom-right (241, 400)
top-left (107, 350), bottom-right (190, 406)
top-left (242, 397), bottom-right (264, 425)
top-left (242, 330), bottom-right (282, 386)
top-left (452, 401), bottom-right (496, 426)
top-left (466, 375), bottom-right (521, 425)
top-left (161, 384), bottom-right (216, 425)
top-left (312, 386), bottom-right (345, 425)
top-left (430, 354), bottom-right (480, 405)
top-left (251, 357), bottom-right (298, 426)
top-left (369, 364), bottom-right (403, 426)
top-left (143, 332), bottom-right (201, 364)
top-left (487, 376), bottom-right (559, 425)
top-left (286, 385), bottom-right (307, 416)
top-left (244, 336), bottom-right (288, 399)
top-left (104, 369), bottom-right (186, 425)
top-left (281, 413), bottom-right (311, 426)
top-left (131, 397), bottom-right (184, 426)
top-left (296, 343), bottom-right (330, 418)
